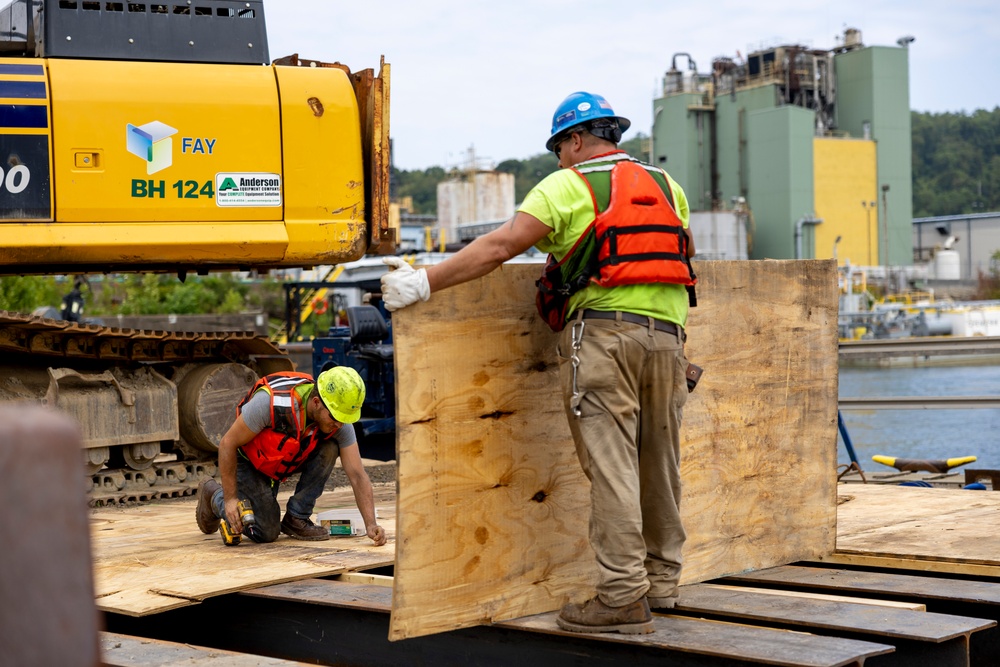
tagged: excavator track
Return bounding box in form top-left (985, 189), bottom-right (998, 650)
top-left (89, 459), bottom-right (220, 507)
top-left (0, 310), bottom-right (285, 364)
top-left (0, 310), bottom-right (293, 506)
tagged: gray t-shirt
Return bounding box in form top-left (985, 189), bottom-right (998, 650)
top-left (240, 389), bottom-right (357, 448)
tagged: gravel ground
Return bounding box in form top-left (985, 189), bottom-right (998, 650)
top-left (280, 461), bottom-right (398, 494)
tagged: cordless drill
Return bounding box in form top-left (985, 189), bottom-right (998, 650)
top-left (219, 499), bottom-right (256, 546)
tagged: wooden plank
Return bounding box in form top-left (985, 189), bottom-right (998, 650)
top-left (390, 260), bottom-right (839, 639)
top-left (335, 572), bottom-right (394, 587)
top-left (503, 613), bottom-right (893, 667)
top-left (836, 484), bottom-right (1000, 567)
top-left (92, 485), bottom-right (396, 616)
top-left (244, 578), bottom-right (392, 613)
top-left (100, 632), bottom-right (309, 666)
top-left (249, 579), bottom-right (893, 667)
top-left (814, 553), bottom-right (1000, 579)
top-left (676, 584), bottom-right (994, 641)
top-left (725, 566), bottom-right (1000, 606)
top-left (702, 584), bottom-right (927, 611)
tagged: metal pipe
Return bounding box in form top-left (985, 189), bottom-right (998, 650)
top-left (839, 396), bottom-right (1000, 410)
top-left (794, 216), bottom-right (822, 259)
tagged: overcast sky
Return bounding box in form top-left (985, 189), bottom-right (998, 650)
top-left (262, 1), bottom-right (998, 171)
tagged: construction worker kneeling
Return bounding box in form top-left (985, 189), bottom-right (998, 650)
top-left (196, 366), bottom-right (386, 547)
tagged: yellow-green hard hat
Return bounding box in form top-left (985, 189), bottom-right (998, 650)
top-left (316, 367), bottom-right (366, 423)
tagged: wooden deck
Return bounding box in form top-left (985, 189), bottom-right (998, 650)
top-left (826, 482), bottom-right (1000, 577)
top-left (91, 485), bottom-right (397, 616)
top-left (93, 478), bottom-right (1000, 666)
top-left (91, 480), bottom-right (1000, 618)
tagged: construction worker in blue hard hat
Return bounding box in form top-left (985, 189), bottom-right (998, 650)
top-left (196, 366), bottom-right (387, 547)
top-left (382, 91), bottom-right (696, 635)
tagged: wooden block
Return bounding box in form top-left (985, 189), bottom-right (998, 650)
top-left (335, 572), bottom-right (395, 587)
top-left (390, 260), bottom-right (839, 640)
top-left (0, 406), bottom-right (100, 666)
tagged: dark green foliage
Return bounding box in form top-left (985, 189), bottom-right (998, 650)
top-left (394, 133), bottom-right (651, 211)
top-left (495, 153), bottom-right (560, 204)
top-left (0, 276), bottom-right (62, 314)
top-left (0, 273), bottom-right (293, 321)
top-left (912, 108), bottom-right (1000, 217)
top-left (108, 273), bottom-right (249, 316)
top-left (975, 250), bottom-right (1000, 300)
top-left (391, 166), bottom-right (447, 214)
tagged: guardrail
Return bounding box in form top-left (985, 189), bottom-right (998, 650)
top-left (839, 336), bottom-right (1000, 410)
top-left (839, 336), bottom-right (1000, 360)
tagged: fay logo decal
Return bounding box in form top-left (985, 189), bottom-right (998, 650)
top-left (126, 120), bottom-right (178, 175)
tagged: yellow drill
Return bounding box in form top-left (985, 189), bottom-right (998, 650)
top-left (219, 499), bottom-right (256, 546)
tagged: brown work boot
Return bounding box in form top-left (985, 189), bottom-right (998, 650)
top-left (280, 513), bottom-right (329, 541)
top-left (647, 595), bottom-right (678, 612)
top-left (196, 479), bottom-right (222, 534)
top-left (556, 596), bottom-right (654, 634)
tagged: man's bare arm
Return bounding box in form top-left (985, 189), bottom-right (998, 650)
top-left (340, 444), bottom-right (387, 546)
top-left (217, 415), bottom-right (257, 531)
top-left (425, 212), bottom-right (551, 292)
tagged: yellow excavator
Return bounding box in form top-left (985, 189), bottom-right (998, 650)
top-left (0, 0), bottom-right (390, 504)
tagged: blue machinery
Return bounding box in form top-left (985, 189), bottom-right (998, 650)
top-left (311, 303), bottom-right (396, 461)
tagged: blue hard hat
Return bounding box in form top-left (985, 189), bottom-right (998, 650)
top-left (545, 91), bottom-right (631, 152)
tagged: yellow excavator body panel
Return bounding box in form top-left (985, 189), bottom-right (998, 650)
top-left (0, 56), bottom-right (384, 273)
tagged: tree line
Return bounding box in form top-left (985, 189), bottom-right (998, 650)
top-left (394, 110), bottom-right (1000, 219)
top-left (393, 134), bottom-right (649, 214)
top-left (912, 108), bottom-right (1000, 217)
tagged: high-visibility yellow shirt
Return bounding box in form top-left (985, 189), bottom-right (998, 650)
top-left (519, 160), bottom-right (691, 326)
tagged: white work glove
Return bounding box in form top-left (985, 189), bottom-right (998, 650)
top-left (380, 257), bottom-right (430, 311)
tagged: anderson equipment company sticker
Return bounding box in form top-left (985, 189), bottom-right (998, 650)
top-left (215, 172), bottom-right (282, 207)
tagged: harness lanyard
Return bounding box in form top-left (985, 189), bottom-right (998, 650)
top-left (570, 320), bottom-right (586, 417)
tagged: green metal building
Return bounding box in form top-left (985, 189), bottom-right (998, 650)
top-left (652, 30), bottom-right (913, 266)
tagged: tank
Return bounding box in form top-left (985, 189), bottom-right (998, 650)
top-left (689, 211), bottom-right (749, 260)
top-left (933, 249), bottom-right (961, 280)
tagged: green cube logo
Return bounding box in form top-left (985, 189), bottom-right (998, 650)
top-left (126, 121), bottom-right (178, 175)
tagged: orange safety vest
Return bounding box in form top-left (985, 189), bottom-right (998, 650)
top-left (585, 159), bottom-right (696, 289)
top-left (237, 372), bottom-right (336, 481)
top-left (535, 153), bottom-right (696, 332)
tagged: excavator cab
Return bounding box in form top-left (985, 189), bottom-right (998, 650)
top-left (0, 0), bottom-right (391, 274)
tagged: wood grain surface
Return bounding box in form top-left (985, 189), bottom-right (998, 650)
top-left (835, 482), bottom-right (1000, 565)
top-left (92, 485), bottom-right (396, 616)
top-left (390, 260), bottom-right (839, 640)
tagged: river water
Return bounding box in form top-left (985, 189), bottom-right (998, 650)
top-left (838, 362), bottom-right (1000, 471)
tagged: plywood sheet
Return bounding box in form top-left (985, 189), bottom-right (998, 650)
top-left (92, 485), bottom-right (396, 616)
top-left (680, 260), bottom-right (839, 580)
top-left (835, 483), bottom-right (1000, 565)
top-left (390, 260), bottom-right (839, 639)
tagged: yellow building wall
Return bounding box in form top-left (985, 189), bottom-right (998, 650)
top-left (813, 138), bottom-right (879, 266)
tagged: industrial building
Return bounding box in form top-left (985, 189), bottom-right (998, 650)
top-left (652, 28), bottom-right (913, 267)
top-left (913, 211), bottom-right (1000, 282)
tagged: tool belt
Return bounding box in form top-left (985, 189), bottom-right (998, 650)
top-left (580, 309), bottom-right (685, 341)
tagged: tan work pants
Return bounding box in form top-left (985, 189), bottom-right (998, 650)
top-left (558, 315), bottom-right (688, 607)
